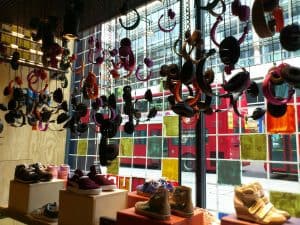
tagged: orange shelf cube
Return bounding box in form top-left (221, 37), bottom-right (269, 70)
top-left (116, 207), bottom-right (204, 225)
top-left (127, 191), bottom-right (149, 208)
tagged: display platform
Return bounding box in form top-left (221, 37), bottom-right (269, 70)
top-left (8, 179), bottom-right (65, 214)
top-left (58, 189), bottom-right (128, 225)
top-left (116, 207), bottom-right (204, 225)
top-left (127, 191), bottom-right (149, 208)
top-left (0, 206), bottom-right (57, 225)
top-left (221, 214), bottom-right (300, 225)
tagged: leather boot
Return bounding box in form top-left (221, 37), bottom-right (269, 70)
top-left (170, 186), bottom-right (194, 218)
top-left (252, 182), bottom-right (291, 219)
top-left (135, 186), bottom-right (171, 220)
top-left (234, 184), bottom-right (287, 225)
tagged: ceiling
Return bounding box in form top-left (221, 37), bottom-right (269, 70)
top-left (0, 0), bottom-right (155, 33)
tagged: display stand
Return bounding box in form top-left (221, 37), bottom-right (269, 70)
top-left (221, 214), bottom-right (300, 225)
top-left (8, 179), bottom-right (65, 214)
top-left (0, 206), bottom-right (57, 225)
top-left (127, 191), bottom-right (149, 208)
top-left (58, 189), bottom-right (128, 225)
top-left (116, 207), bottom-right (204, 225)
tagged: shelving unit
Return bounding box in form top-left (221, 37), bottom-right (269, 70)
top-left (0, 23), bottom-right (68, 73)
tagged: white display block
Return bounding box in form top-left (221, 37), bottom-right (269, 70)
top-left (58, 189), bottom-right (128, 225)
top-left (8, 179), bottom-right (65, 214)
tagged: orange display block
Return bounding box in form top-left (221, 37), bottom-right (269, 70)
top-left (127, 191), bottom-right (149, 208)
top-left (116, 207), bottom-right (204, 225)
top-left (221, 214), bottom-right (300, 225)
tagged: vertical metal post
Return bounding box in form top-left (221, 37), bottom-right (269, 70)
top-left (178, 0), bottom-right (184, 186)
top-left (195, 0), bottom-right (206, 208)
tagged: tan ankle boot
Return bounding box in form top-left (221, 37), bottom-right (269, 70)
top-left (135, 186), bottom-right (171, 220)
top-left (252, 182), bottom-right (291, 219)
top-left (170, 186), bottom-right (194, 218)
top-left (234, 184), bottom-right (287, 225)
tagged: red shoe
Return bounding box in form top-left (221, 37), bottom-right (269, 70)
top-left (92, 174), bottom-right (117, 191)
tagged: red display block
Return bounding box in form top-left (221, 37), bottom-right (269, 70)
top-left (116, 207), bottom-right (204, 225)
top-left (127, 191), bottom-right (149, 208)
top-left (221, 214), bottom-right (300, 225)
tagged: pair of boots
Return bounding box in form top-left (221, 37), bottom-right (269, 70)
top-left (135, 185), bottom-right (194, 220)
top-left (234, 182), bottom-right (290, 225)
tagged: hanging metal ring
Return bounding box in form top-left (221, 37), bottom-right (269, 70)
top-left (158, 14), bottom-right (176, 33)
top-left (119, 9), bottom-right (140, 30)
top-left (208, 0), bottom-right (226, 17)
top-left (196, 0), bottom-right (220, 10)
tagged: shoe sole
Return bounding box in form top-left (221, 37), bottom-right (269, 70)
top-left (67, 186), bottom-right (102, 195)
top-left (100, 185), bottom-right (117, 191)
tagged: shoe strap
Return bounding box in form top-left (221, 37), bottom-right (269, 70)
top-left (248, 198), bottom-right (273, 219)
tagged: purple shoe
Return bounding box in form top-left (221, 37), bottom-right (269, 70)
top-left (158, 178), bottom-right (174, 192)
top-left (136, 180), bottom-right (160, 197)
top-left (67, 170), bottom-right (101, 195)
top-left (136, 178), bottom-right (174, 197)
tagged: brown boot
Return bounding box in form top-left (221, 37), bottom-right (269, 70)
top-left (135, 186), bottom-right (171, 220)
top-left (170, 186), bottom-right (194, 218)
top-left (252, 182), bottom-right (291, 219)
top-left (234, 184), bottom-right (287, 225)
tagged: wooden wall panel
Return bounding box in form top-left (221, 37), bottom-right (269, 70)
top-left (0, 50), bottom-right (71, 224)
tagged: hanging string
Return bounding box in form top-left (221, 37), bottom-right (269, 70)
top-left (271, 36), bottom-right (275, 65)
top-left (229, 1), bottom-right (232, 36)
top-left (167, 0), bottom-right (174, 63)
top-left (209, 13), bottom-right (213, 68)
top-left (291, 0), bottom-right (294, 24)
top-left (145, 5), bottom-right (149, 90)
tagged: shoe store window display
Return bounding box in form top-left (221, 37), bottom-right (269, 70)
top-left (234, 182), bottom-right (290, 225)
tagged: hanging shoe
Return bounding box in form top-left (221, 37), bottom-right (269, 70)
top-left (170, 186), bottom-right (194, 218)
top-left (234, 184), bottom-right (287, 225)
top-left (135, 186), bottom-right (171, 220)
top-left (251, 182), bottom-right (291, 220)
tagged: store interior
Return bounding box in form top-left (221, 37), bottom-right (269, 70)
top-left (0, 0), bottom-right (300, 225)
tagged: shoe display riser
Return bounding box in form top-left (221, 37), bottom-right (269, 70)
top-left (58, 189), bottom-right (128, 225)
top-left (116, 207), bottom-right (204, 225)
top-left (8, 179), bottom-right (65, 214)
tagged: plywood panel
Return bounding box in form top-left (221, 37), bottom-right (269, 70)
top-left (0, 45), bottom-right (71, 225)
